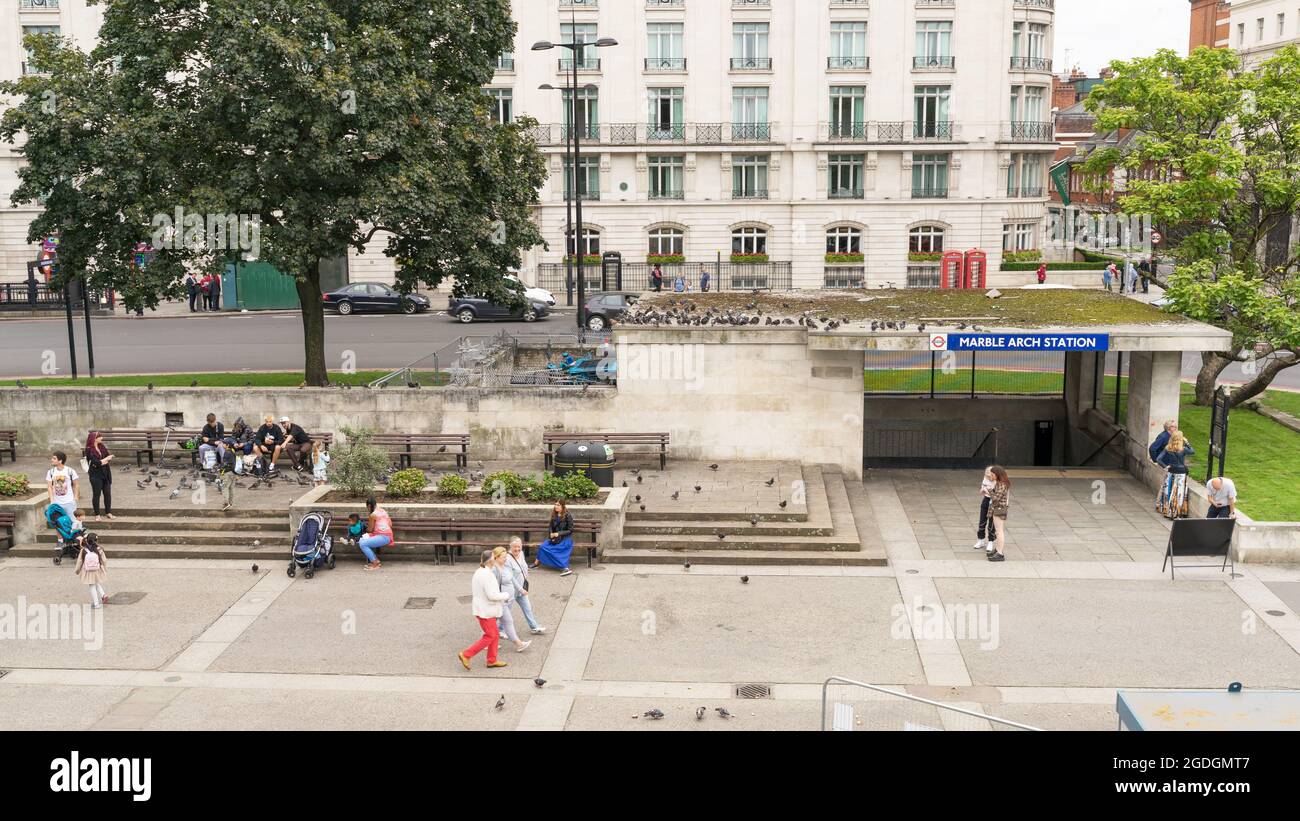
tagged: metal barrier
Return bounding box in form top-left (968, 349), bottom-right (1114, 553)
top-left (863, 426), bottom-right (998, 469)
top-left (534, 261), bottom-right (793, 301)
top-left (368, 331), bottom-right (612, 389)
top-left (821, 677), bottom-right (1041, 731)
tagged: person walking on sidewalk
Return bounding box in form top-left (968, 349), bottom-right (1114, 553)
top-left (1103, 263), bottom-right (1116, 292)
top-left (986, 466), bottom-right (1012, 562)
top-left (457, 550), bottom-right (513, 671)
top-left (972, 466), bottom-right (998, 552)
top-left (83, 431), bottom-right (115, 522)
top-left (75, 532), bottom-right (108, 608)
top-left (505, 537), bottom-right (546, 634)
top-left (492, 547), bottom-right (531, 654)
top-left (184, 273), bottom-right (200, 312)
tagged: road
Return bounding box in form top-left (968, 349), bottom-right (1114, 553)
top-left (0, 310), bottom-right (579, 379)
top-left (0, 311), bottom-right (1295, 390)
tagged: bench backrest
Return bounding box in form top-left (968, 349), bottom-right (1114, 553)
top-left (333, 517), bottom-right (600, 534)
top-left (0, 512), bottom-right (16, 525)
top-left (103, 428), bottom-right (333, 443)
top-left (370, 434), bottom-right (469, 443)
top-left (543, 432), bottom-right (668, 444)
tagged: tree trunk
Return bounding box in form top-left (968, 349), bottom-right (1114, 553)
top-left (295, 269), bottom-right (329, 386)
top-left (1194, 352), bottom-right (1233, 406)
top-left (1227, 352), bottom-right (1299, 407)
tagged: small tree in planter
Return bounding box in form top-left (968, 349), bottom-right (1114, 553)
top-left (386, 468), bottom-right (428, 498)
top-left (331, 427), bottom-right (391, 498)
top-left (0, 472), bottom-right (30, 497)
top-left (484, 470), bottom-right (528, 501)
top-left (437, 474), bottom-right (469, 497)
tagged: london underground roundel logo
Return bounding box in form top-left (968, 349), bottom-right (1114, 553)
top-left (930, 334), bottom-right (948, 351)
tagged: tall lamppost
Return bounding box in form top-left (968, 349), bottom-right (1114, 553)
top-left (532, 34), bottom-right (617, 331)
top-left (539, 81), bottom-right (598, 315)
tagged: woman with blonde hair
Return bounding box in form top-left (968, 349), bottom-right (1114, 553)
top-left (491, 547), bottom-right (531, 654)
top-left (1156, 430), bottom-right (1195, 519)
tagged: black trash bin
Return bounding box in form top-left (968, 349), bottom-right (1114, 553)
top-left (553, 441), bottom-right (616, 487)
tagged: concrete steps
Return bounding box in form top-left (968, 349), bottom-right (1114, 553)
top-left (607, 465), bottom-right (873, 565)
top-left (80, 516), bottom-right (284, 533)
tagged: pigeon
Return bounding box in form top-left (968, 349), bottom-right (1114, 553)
top-left (190, 380), bottom-right (198, 387)
top-left (251, 564), bottom-right (259, 573)
top-left (634, 495), bottom-right (641, 503)
top-left (683, 559), bottom-right (691, 571)
top-left (136, 479), bottom-right (148, 489)
top-left (708, 464), bottom-right (719, 471)
top-left (765, 477), bottom-right (775, 486)
top-left (693, 485), bottom-right (701, 493)
top-left (643, 709), bottom-right (665, 720)
top-left (670, 491), bottom-right (680, 500)
top-left (534, 678), bottom-right (546, 688)
top-left (621, 480), bottom-right (627, 487)
top-left (717, 533), bottom-right (726, 540)
top-left (495, 695), bottom-right (506, 711)
top-left (778, 500), bottom-right (788, 509)
top-left (630, 469), bottom-right (640, 475)
top-left (150, 469), bottom-right (159, 476)
top-left (636, 475), bottom-right (643, 484)
top-left (437, 445), bottom-right (447, 453)
top-left (15, 379), bottom-right (27, 389)
top-left (716, 707), bottom-right (733, 719)
top-left (168, 488), bottom-right (181, 499)
top-left (147, 382), bottom-right (154, 391)
top-left (639, 504), bottom-right (645, 512)
top-left (741, 575), bottom-right (750, 584)
top-left (750, 516), bottom-right (758, 527)
top-left (696, 707), bottom-right (706, 720)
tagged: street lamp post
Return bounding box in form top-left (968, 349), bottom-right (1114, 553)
top-left (539, 82), bottom-right (597, 312)
top-left (533, 34), bottom-right (617, 332)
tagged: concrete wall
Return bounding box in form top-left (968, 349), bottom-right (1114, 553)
top-left (0, 328), bottom-right (870, 477)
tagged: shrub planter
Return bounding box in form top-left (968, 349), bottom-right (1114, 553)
top-left (0, 490), bottom-right (49, 548)
top-left (291, 484), bottom-right (628, 559)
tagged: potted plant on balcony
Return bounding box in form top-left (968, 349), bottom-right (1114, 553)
top-left (730, 252), bottom-right (769, 264)
top-left (646, 254), bottom-right (685, 265)
top-left (564, 254), bottom-right (602, 266)
top-left (907, 252), bottom-right (943, 263)
top-left (825, 252), bottom-right (864, 264)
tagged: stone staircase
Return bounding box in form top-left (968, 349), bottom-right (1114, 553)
top-left (605, 465), bottom-right (885, 566)
top-left (9, 507), bottom-right (292, 561)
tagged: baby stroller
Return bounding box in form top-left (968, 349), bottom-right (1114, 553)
top-left (46, 503), bottom-right (80, 565)
top-left (288, 510), bottom-right (335, 579)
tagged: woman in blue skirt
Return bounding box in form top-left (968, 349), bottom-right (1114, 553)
top-left (533, 501), bottom-right (575, 577)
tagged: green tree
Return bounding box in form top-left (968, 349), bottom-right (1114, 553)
top-left (1081, 46), bottom-right (1300, 406)
top-left (1, 0), bottom-right (545, 385)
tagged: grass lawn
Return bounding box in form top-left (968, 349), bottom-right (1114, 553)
top-left (0, 371), bottom-right (447, 388)
top-left (1174, 386), bottom-right (1299, 522)
top-left (1261, 389), bottom-right (1300, 419)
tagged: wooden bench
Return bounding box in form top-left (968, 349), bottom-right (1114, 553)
top-left (101, 428), bottom-right (332, 467)
top-left (0, 511), bottom-right (15, 550)
top-left (543, 431), bottom-right (670, 471)
top-left (0, 430), bottom-right (16, 464)
top-left (370, 433), bottom-right (470, 469)
top-left (329, 516), bottom-right (601, 567)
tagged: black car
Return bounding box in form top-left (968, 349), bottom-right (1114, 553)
top-left (322, 283), bottom-right (431, 316)
top-left (449, 295), bottom-right (550, 323)
top-left (582, 291), bottom-right (640, 331)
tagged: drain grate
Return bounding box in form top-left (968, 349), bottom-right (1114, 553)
top-left (735, 683), bottom-right (772, 700)
top-left (405, 597), bottom-right (437, 610)
top-left (107, 592), bottom-right (146, 606)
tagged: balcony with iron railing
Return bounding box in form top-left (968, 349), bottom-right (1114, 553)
top-left (913, 55), bottom-right (955, 70)
top-left (830, 0), bottom-right (870, 6)
top-left (828, 55), bottom-right (870, 70)
top-left (1005, 121), bottom-right (1054, 142)
top-left (829, 187), bottom-right (865, 199)
top-left (648, 188), bottom-right (685, 200)
top-left (733, 0), bottom-right (771, 6)
top-left (911, 120), bottom-right (954, 141)
top-left (1007, 186), bottom-right (1045, 198)
top-left (1014, 0), bottom-right (1054, 9)
top-left (644, 57), bottom-right (687, 71)
top-left (911, 187), bottom-right (950, 199)
top-left (827, 121), bottom-right (867, 141)
top-left (559, 57), bottom-right (601, 72)
top-left (560, 0), bottom-right (598, 6)
top-left (1010, 56), bottom-right (1052, 72)
top-left (732, 188), bottom-right (770, 200)
top-left (646, 0), bottom-right (685, 6)
top-left (528, 122), bottom-right (779, 145)
top-left (563, 189), bottom-right (601, 201)
top-left (19, 0), bottom-right (60, 8)
top-left (494, 56), bottom-right (515, 71)
top-left (916, 0), bottom-right (955, 6)
top-left (731, 57), bottom-right (773, 71)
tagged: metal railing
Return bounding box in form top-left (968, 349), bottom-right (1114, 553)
top-left (1007, 120), bottom-right (1054, 142)
top-left (913, 55), bottom-right (955, 70)
top-left (911, 187), bottom-right (949, 199)
top-left (559, 58), bottom-right (601, 72)
top-left (1008, 186), bottom-right (1045, 198)
top-left (1010, 56), bottom-right (1053, 71)
top-left (644, 57), bottom-right (686, 71)
top-left (732, 187), bottom-right (770, 200)
top-left (0, 281), bottom-right (69, 309)
top-left (730, 57), bottom-right (773, 70)
top-left (912, 120), bottom-right (954, 140)
top-left (823, 677), bottom-right (1042, 731)
top-left (829, 187), bottom-right (864, 199)
top-left (528, 122), bottom-right (777, 145)
top-left (906, 265), bottom-right (942, 287)
top-left (824, 267), bottom-right (865, 289)
top-left (828, 56), bottom-right (870, 69)
top-left (534, 261), bottom-right (793, 296)
top-left (20, 0), bottom-right (60, 7)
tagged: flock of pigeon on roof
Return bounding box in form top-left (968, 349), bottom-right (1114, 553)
top-left (622, 297), bottom-right (991, 333)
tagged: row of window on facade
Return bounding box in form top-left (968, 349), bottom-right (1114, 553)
top-left (564, 221), bottom-right (1042, 258)
top-left (556, 151), bottom-right (1044, 200)
top-left (498, 20), bottom-right (1049, 71)
top-left (1237, 11), bottom-right (1298, 46)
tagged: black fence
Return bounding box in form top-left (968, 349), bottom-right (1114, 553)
top-left (535, 261), bottom-right (793, 301)
top-left (864, 350), bottom-right (1066, 397)
top-left (864, 426), bottom-right (999, 469)
top-left (0, 281), bottom-right (67, 310)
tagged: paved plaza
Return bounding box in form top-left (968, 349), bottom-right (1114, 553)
top-left (2, 467), bottom-right (1299, 731)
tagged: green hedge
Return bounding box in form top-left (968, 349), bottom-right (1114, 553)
top-left (907, 252), bottom-right (943, 262)
top-left (564, 255), bottom-right (602, 265)
top-left (646, 254), bottom-right (685, 265)
top-left (730, 254), bottom-right (769, 264)
top-left (825, 253), bottom-right (865, 264)
top-left (1001, 250), bottom-right (1043, 263)
top-left (1000, 262), bottom-right (1106, 271)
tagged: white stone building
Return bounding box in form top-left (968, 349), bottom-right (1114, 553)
top-left (1228, 0), bottom-right (1300, 64)
top-left (2, 0), bottom-right (1060, 294)
top-left (504, 0), bottom-right (1059, 292)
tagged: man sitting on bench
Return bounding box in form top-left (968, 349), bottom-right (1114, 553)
top-left (254, 414), bottom-right (285, 474)
top-left (278, 416), bottom-right (313, 472)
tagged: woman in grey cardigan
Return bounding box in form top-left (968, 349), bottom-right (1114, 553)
top-left (492, 547), bottom-right (531, 653)
top-left (505, 537), bottom-right (546, 635)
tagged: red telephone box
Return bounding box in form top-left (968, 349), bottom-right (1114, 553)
top-left (940, 251), bottom-right (964, 289)
top-left (963, 249), bottom-right (988, 289)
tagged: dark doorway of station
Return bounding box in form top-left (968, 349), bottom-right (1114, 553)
top-left (1033, 420), bottom-right (1054, 467)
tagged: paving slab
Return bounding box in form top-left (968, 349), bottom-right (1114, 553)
top-left (0, 566), bottom-right (260, 670)
top-left (208, 566), bottom-right (574, 677)
top-left (934, 578), bottom-right (1300, 688)
top-left (583, 574), bottom-right (925, 684)
top-left (0, 683), bottom-right (133, 730)
top-left (564, 696), bottom-right (822, 731)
